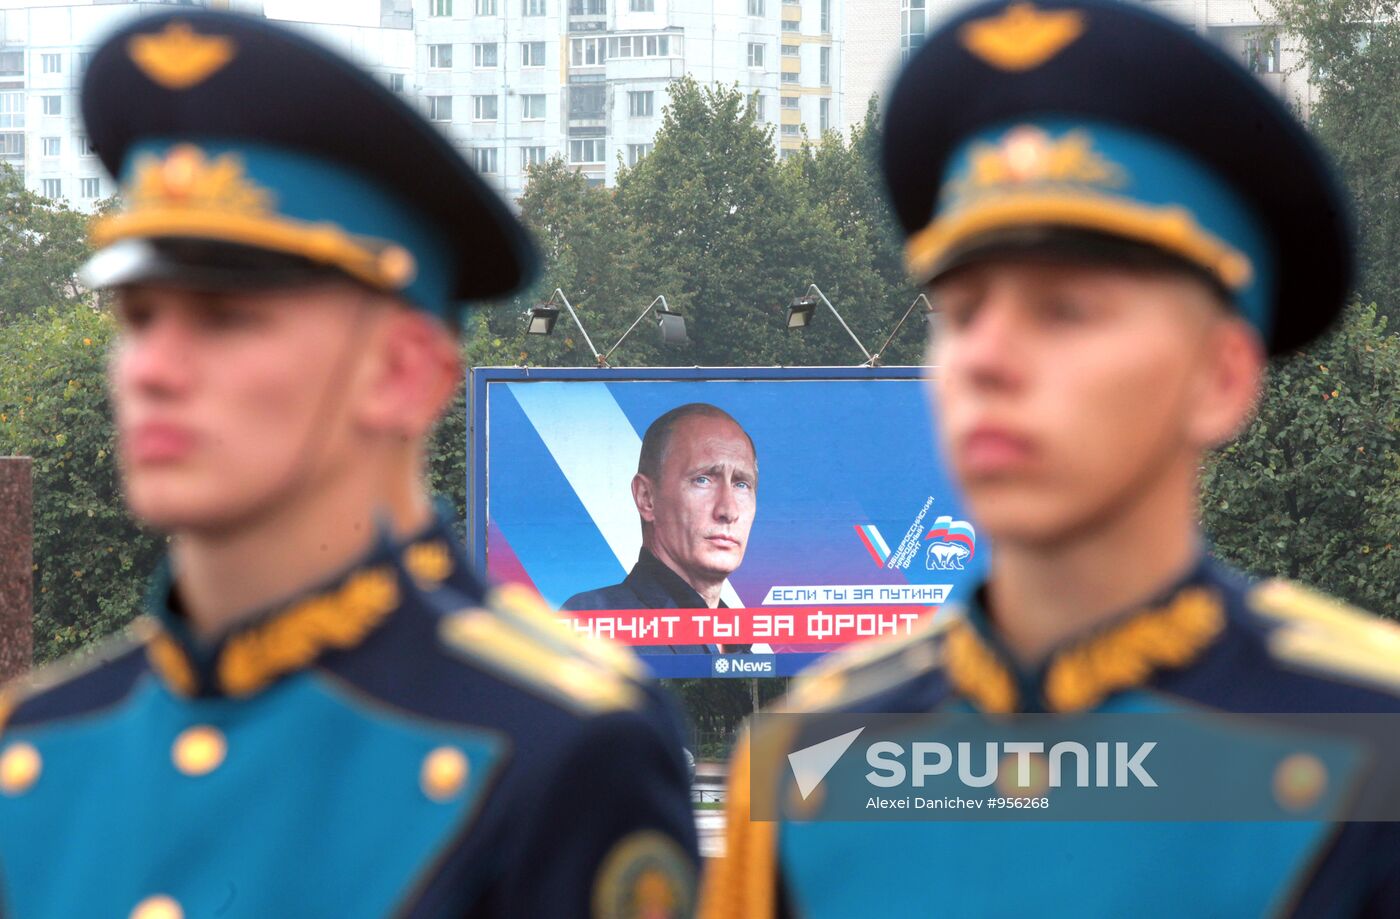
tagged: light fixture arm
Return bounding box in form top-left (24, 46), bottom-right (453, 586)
top-left (867, 293), bottom-right (932, 367)
top-left (807, 284), bottom-right (874, 364)
top-left (548, 288), bottom-right (602, 363)
top-left (600, 295), bottom-right (669, 367)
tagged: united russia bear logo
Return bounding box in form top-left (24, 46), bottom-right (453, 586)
top-left (924, 516), bottom-right (976, 570)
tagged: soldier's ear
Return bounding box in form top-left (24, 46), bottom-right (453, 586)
top-left (632, 474), bottom-right (657, 523)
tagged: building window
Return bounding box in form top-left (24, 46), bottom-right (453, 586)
top-left (78, 135), bottom-right (96, 156)
top-left (630, 0), bottom-right (654, 9)
top-left (521, 146), bottom-right (549, 168)
top-left (570, 37), bottom-right (608, 66)
top-left (389, 73), bottom-right (405, 93)
top-left (80, 177), bottom-right (100, 198)
top-left (751, 92), bottom-right (766, 121)
top-left (430, 44), bottom-right (454, 69)
top-left (476, 0), bottom-right (498, 14)
top-left (41, 178), bottom-right (61, 198)
top-left (569, 84), bottom-right (606, 117)
top-left (41, 136), bottom-right (59, 156)
top-left (628, 90), bottom-right (654, 116)
top-left (522, 94), bottom-right (546, 119)
top-left (0, 51), bottom-right (22, 76)
top-left (42, 96), bottom-right (61, 116)
top-left (819, 97), bottom-right (830, 132)
top-left (780, 94), bottom-right (799, 109)
top-left (41, 53), bottom-right (61, 74)
top-left (0, 133), bottom-right (22, 157)
top-left (568, 0), bottom-right (606, 12)
top-left (472, 43), bottom-right (497, 67)
top-left (627, 143), bottom-right (653, 165)
top-left (747, 42), bottom-right (765, 68)
top-left (522, 42), bottom-right (547, 67)
top-left (605, 34), bottom-right (672, 58)
top-left (819, 46), bottom-right (830, 84)
top-left (0, 92), bottom-right (23, 129)
top-left (428, 95), bottom-right (453, 121)
top-left (473, 95), bottom-right (499, 120)
top-left (569, 138), bottom-right (606, 163)
top-left (431, 0), bottom-right (452, 15)
top-left (77, 51), bottom-right (93, 74)
top-left (781, 123), bottom-right (800, 136)
top-left (471, 148), bottom-right (498, 173)
top-left (524, 0), bottom-right (546, 12)
top-left (1247, 36), bottom-right (1282, 73)
top-left (748, 0), bottom-right (764, 13)
top-left (821, 0), bottom-right (830, 31)
top-left (901, 0), bottom-right (927, 61)
top-left (781, 19), bottom-right (800, 32)
top-left (781, 43), bottom-right (799, 56)
top-left (780, 71), bottom-right (799, 83)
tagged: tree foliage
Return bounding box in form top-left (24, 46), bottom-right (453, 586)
top-left (0, 304), bottom-right (163, 662)
top-left (0, 166), bottom-right (93, 325)
top-left (1203, 304), bottom-right (1400, 616)
top-left (1271, 0), bottom-right (1400, 318)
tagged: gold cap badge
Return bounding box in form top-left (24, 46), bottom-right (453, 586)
top-left (129, 21), bottom-right (237, 90)
top-left (960, 3), bottom-right (1086, 72)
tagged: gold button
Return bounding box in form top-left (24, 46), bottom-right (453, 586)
top-left (172, 725), bottom-right (226, 777)
top-left (0, 742), bottom-right (41, 796)
top-left (130, 894), bottom-right (183, 919)
top-left (1274, 752), bottom-right (1328, 812)
top-left (421, 746), bottom-right (469, 802)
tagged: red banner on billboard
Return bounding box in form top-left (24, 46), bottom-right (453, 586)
top-left (559, 606), bottom-right (938, 645)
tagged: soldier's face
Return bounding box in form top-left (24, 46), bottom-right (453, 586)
top-left (109, 282), bottom-right (379, 532)
top-left (638, 416), bottom-right (758, 588)
top-left (927, 259), bottom-right (1261, 548)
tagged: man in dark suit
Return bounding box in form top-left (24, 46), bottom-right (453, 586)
top-left (565, 403), bottom-right (755, 654)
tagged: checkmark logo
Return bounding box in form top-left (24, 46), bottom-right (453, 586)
top-left (787, 728), bottom-right (865, 800)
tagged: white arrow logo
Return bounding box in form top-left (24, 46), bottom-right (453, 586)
top-left (787, 728), bottom-right (865, 800)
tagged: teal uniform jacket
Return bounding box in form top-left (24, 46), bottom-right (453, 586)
top-left (706, 559), bottom-right (1400, 918)
top-left (0, 517), bottom-right (699, 918)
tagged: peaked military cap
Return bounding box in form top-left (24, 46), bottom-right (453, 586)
top-left (79, 10), bottom-right (539, 317)
top-left (881, 0), bottom-right (1354, 355)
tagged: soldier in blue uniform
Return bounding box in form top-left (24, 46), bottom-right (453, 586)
top-left (702, 1), bottom-right (1400, 916)
top-left (0, 11), bottom-right (697, 918)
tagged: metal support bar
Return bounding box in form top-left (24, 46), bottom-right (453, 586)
top-left (550, 289), bottom-right (603, 363)
top-left (867, 293), bottom-right (932, 367)
top-left (807, 284), bottom-right (874, 364)
top-left (600, 295), bottom-right (669, 367)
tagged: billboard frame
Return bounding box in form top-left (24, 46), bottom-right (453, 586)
top-left (467, 364), bottom-right (925, 572)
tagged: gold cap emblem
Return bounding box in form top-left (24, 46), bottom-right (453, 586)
top-left (128, 21), bottom-right (237, 90)
top-left (960, 3), bottom-right (1086, 72)
top-left (962, 127), bottom-right (1123, 193)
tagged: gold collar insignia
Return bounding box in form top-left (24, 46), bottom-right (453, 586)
top-left (1042, 587), bottom-right (1225, 712)
top-left (960, 3), bottom-right (1086, 72)
top-left (944, 587), bottom-right (1226, 713)
top-left (144, 566), bottom-right (400, 698)
top-left (128, 21), bottom-right (237, 90)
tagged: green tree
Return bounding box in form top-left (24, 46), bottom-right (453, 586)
top-left (1203, 303), bottom-right (1400, 616)
top-left (0, 304), bottom-right (163, 662)
top-left (1270, 0), bottom-right (1400, 318)
top-left (615, 78), bottom-right (886, 367)
top-left (0, 165), bottom-right (94, 324)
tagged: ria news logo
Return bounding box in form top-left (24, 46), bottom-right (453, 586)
top-left (713, 655), bottom-right (775, 677)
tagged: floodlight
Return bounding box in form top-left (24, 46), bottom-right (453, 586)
top-left (787, 295), bottom-right (819, 329)
top-left (526, 304), bottom-right (560, 335)
top-left (656, 308), bottom-right (689, 345)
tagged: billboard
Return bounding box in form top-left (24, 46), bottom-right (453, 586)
top-left (470, 367), bottom-right (987, 678)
